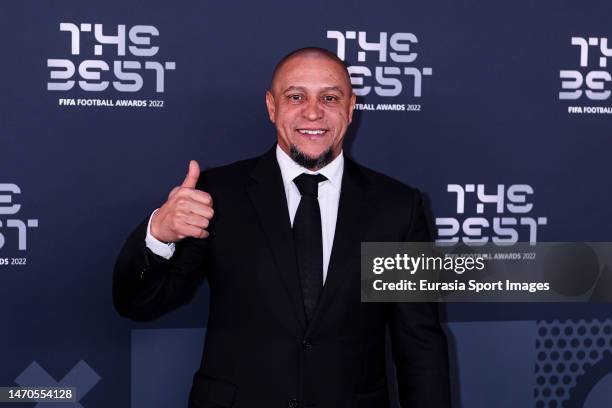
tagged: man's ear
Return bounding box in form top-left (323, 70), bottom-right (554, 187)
top-left (265, 90), bottom-right (276, 123)
top-left (348, 92), bottom-right (357, 124)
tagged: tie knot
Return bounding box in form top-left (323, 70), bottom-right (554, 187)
top-left (293, 173), bottom-right (327, 197)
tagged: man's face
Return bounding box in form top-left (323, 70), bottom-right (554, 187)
top-left (265, 54), bottom-right (356, 170)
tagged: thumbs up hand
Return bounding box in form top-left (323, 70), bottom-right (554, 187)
top-left (150, 160), bottom-right (214, 243)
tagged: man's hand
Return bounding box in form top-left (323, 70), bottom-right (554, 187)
top-left (150, 160), bottom-right (214, 243)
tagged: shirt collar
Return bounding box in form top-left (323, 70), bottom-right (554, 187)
top-left (276, 144), bottom-right (344, 189)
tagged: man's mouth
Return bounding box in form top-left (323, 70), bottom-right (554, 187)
top-left (297, 128), bottom-right (328, 136)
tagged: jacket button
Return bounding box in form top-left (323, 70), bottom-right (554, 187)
top-left (302, 339), bottom-right (312, 350)
top-left (288, 398), bottom-right (299, 408)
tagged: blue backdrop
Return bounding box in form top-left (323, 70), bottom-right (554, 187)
top-left (1, 0), bottom-right (611, 406)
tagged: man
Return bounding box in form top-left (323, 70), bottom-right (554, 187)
top-left (113, 47), bottom-right (450, 408)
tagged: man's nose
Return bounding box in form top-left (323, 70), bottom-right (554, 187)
top-left (302, 99), bottom-right (323, 121)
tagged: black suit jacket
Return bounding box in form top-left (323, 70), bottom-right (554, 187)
top-left (113, 147), bottom-right (450, 408)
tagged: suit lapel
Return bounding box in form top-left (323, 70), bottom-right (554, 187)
top-left (305, 157), bottom-right (370, 337)
top-left (247, 148), bottom-right (307, 330)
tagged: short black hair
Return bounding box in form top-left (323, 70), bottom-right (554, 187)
top-left (270, 46), bottom-right (351, 90)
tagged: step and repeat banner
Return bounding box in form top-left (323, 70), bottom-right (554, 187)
top-left (1, 0), bottom-right (611, 407)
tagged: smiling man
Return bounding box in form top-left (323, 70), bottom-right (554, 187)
top-left (113, 47), bottom-right (450, 408)
top-left (266, 48), bottom-right (355, 171)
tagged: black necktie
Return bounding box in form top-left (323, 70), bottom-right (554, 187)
top-left (293, 173), bottom-right (327, 324)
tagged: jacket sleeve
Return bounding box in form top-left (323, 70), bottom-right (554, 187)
top-left (388, 190), bottom-right (451, 407)
top-left (112, 174), bottom-right (211, 321)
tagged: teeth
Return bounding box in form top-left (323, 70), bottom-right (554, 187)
top-left (298, 129), bottom-right (326, 135)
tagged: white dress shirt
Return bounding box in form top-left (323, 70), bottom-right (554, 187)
top-left (145, 144), bottom-right (344, 284)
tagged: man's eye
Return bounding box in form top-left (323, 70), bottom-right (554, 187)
top-left (323, 95), bottom-right (338, 102)
top-left (288, 94), bottom-right (303, 101)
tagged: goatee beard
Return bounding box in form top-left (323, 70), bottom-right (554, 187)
top-left (289, 144), bottom-right (335, 171)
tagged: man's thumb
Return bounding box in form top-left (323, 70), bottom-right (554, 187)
top-left (181, 160), bottom-right (200, 188)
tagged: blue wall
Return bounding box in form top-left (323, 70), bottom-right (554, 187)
top-left (1, 0), bottom-right (611, 406)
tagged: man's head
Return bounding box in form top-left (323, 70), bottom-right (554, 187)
top-left (265, 47), bottom-right (356, 171)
